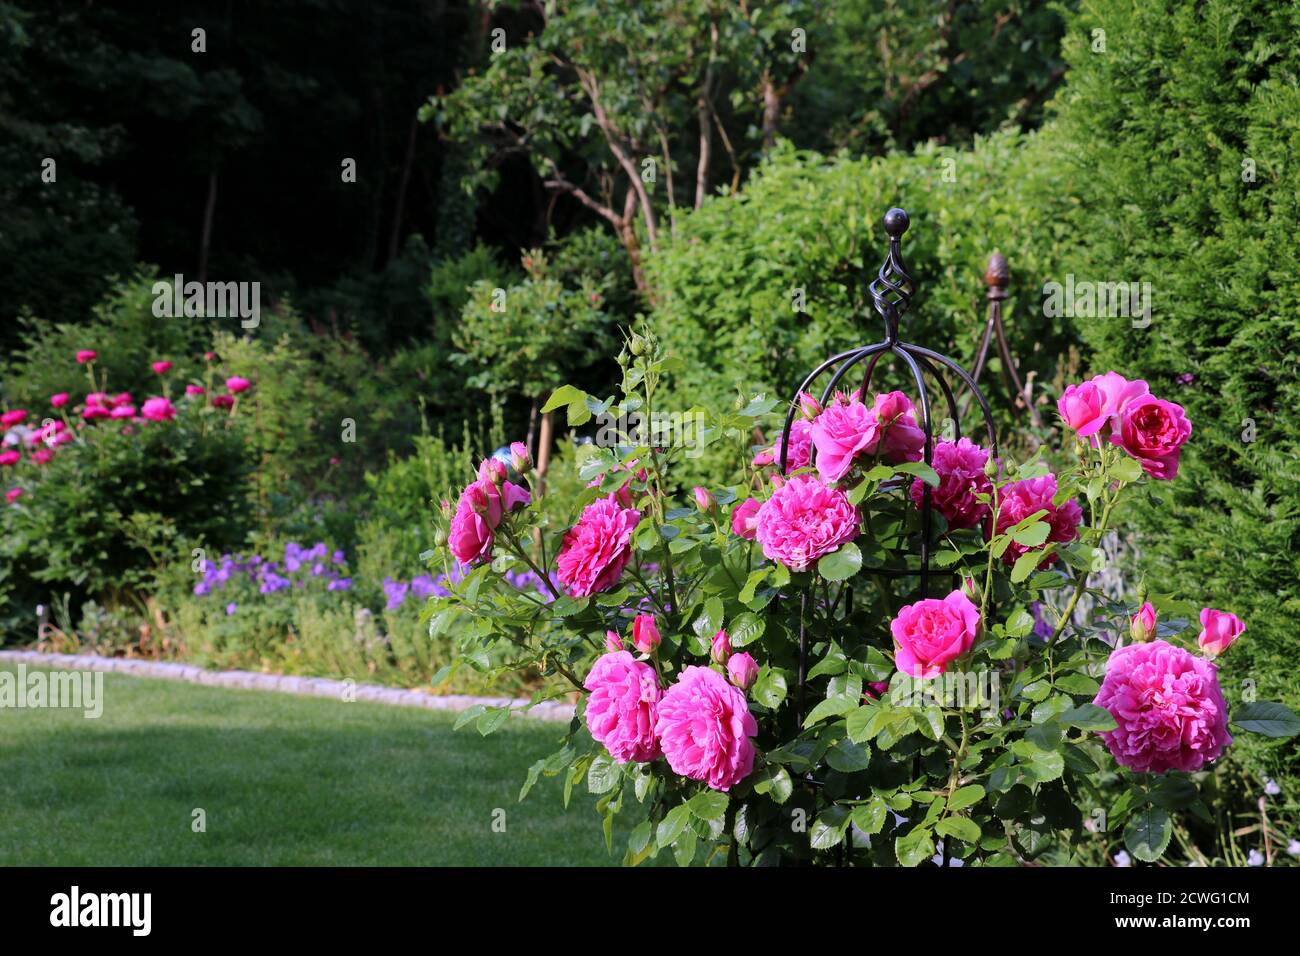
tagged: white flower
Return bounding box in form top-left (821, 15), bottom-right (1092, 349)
top-left (1287, 839), bottom-right (1300, 857)
top-left (1264, 778), bottom-right (1281, 796)
top-left (1113, 850), bottom-right (1132, 867)
top-left (1247, 850), bottom-right (1264, 866)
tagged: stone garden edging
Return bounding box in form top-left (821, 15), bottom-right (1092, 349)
top-left (0, 649), bottom-right (576, 722)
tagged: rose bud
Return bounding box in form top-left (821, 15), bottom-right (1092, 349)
top-left (710, 629), bottom-right (732, 664)
top-left (605, 630), bottom-right (623, 653)
top-left (693, 486), bottom-right (715, 514)
top-left (798, 391), bottom-right (822, 420)
top-left (1198, 608), bottom-right (1245, 657)
top-left (631, 614), bottom-right (661, 654)
top-left (510, 441), bottom-right (531, 473)
top-left (1130, 602), bottom-right (1156, 643)
top-left (727, 652), bottom-right (759, 691)
top-left (481, 457), bottom-right (507, 485)
top-left (465, 484), bottom-right (490, 514)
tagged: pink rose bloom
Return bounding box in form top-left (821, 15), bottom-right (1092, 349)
top-left (810, 396), bottom-right (878, 481)
top-left (1093, 640), bottom-right (1232, 774)
top-left (76, 350), bottom-right (97, 364)
top-left (990, 474), bottom-right (1082, 567)
top-left (1110, 396), bottom-right (1192, 480)
top-left (82, 405), bottom-right (111, 421)
top-left (225, 376), bottom-right (251, 393)
top-left (754, 474), bottom-right (858, 571)
top-left (151, 361), bottom-right (173, 374)
top-left (870, 391), bottom-right (926, 463)
top-left (110, 392), bottom-right (133, 408)
top-left (754, 419), bottom-right (815, 473)
top-left (556, 494), bottom-right (641, 597)
top-left (204, 351), bottom-right (216, 362)
top-left (1130, 602), bottom-right (1157, 642)
top-left (727, 652), bottom-right (759, 690)
top-left (730, 497), bottom-right (761, 540)
top-left (185, 384), bottom-right (205, 397)
top-left (1, 410), bottom-right (27, 427)
top-left (0, 451), bottom-right (19, 467)
top-left (5, 487), bottom-right (23, 504)
top-left (85, 392), bottom-right (109, 407)
top-left (909, 437), bottom-right (993, 529)
top-left (50, 393), bottom-right (69, 408)
top-left (584, 651), bottom-right (662, 764)
top-left (1091, 371), bottom-right (1150, 420)
top-left (890, 589), bottom-right (980, 678)
top-left (1198, 608), bottom-right (1245, 657)
top-left (31, 448), bottom-right (53, 465)
top-left (655, 665), bottom-right (757, 791)
top-left (110, 404), bottom-right (135, 419)
top-left (448, 496), bottom-right (494, 564)
top-left (140, 397), bottom-right (176, 422)
top-left (631, 613), bottom-right (661, 654)
top-left (710, 629), bottom-right (732, 664)
top-left (211, 394), bottom-right (235, 410)
top-left (1057, 381), bottom-right (1107, 436)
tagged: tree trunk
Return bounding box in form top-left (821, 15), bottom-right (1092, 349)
top-left (762, 74), bottom-right (782, 149)
top-left (536, 408), bottom-right (554, 498)
top-left (198, 167), bottom-right (218, 283)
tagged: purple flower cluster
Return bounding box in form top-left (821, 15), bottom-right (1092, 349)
top-left (381, 565), bottom-right (559, 610)
top-left (194, 541), bottom-right (353, 601)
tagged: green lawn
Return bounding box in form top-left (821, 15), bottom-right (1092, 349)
top-left (0, 664), bottom-right (614, 866)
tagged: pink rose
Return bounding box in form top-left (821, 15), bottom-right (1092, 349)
top-left (584, 651), bottom-right (662, 764)
top-left (211, 394), bottom-right (234, 410)
top-left (693, 486), bottom-right (715, 513)
top-left (151, 360), bottom-right (173, 374)
top-left (727, 652), bottom-right (759, 690)
top-left (810, 396), bottom-right (878, 481)
top-left (755, 418), bottom-right (815, 474)
top-left (50, 393), bottom-right (69, 408)
top-left (225, 376), bottom-right (251, 393)
top-left (204, 351), bottom-right (216, 362)
top-left (556, 494), bottom-right (641, 597)
top-left (1110, 396), bottom-right (1192, 480)
top-left (909, 437), bottom-right (993, 529)
top-left (870, 391), bottom-right (926, 463)
top-left (448, 496), bottom-right (494, 564)
top-left (730, 497), bottom-right (761, 540)
top-left (5, 487), bottom-right (23, 504)
top-left (140, 396), bottom-right (176, 422)
top-left (76, 350), bottom-right (97, 364)
top-left (1198, 608), bottom-right (1244, 657)
top-left (655, 665), bottom-right (757, 791)
top-left (510, 441), bottom-right (531, 473)
top-left (185, 384), bottom-right (205, 397)
top-left (1130, 602), bottom-right (1157, 643)
top-left (85, 392), bottom-right (109, 407)
top-left (990, 474), bottom-right (1082, 568)
top-left (479, 457), bottom-right (507, 485)
top-left (0, 451), bottom-right (19, 467)
top-left (110, 392), bottom-right (133, 408)
top-left (754, 474), bottom-right (858, 571)
top-left (710, 629), bottom-right (732, 664)
top-left (1094, 640), bottom-right (1232, 773)
top-left (110, 404), bottom-right (135, 419)
top-left (82, 405), bottom-right (110, 421)
top-left (1, 409), bottom-right (28, 427)
top-left (798, 391), bottom-right (822, 420)
top-left (1091, 372), bottom-right (1150, 420)
top-left (632, 613), bottom-right (661, 654)
top-left (1057, 381), bottom-right (1107, 437)
top-left (31, 448), bottom-right (52, 465)
top-left (890, 589), bottom-right (980, 678)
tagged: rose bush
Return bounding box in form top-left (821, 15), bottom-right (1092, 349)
top-left (422, 329), bottom-right (1298, 866)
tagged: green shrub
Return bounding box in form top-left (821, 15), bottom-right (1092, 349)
top-left (0, 400), bottom-right (254, 636)
top-left (1048, 0), bottom-right (1300, 792)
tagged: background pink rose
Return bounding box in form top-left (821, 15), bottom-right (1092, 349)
top-left (754, 474), bottom-right (858, 571)
top-left (870, 391), bottom-right (926, 463)
top-left (909, 437), bottom-right (992, 529)
top-left (991, 474), bottom-right (1082, 567)
top-left (890, 589), bottom-right (980, 678)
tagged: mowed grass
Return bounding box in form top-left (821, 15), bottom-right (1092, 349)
top-left (0, 664), bottom-right (615, 866)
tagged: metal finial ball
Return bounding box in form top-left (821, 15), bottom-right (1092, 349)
top-left (883, 207), bottom-right (909, 238)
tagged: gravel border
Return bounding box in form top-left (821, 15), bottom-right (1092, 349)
top-left (0, 650), bottom-right (576, 722)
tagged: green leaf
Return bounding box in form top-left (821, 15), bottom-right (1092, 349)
top-left (1230, 701), bottom-right (1300, 738)
top-left (738, 568), bottom-right (770, 605)
top-left (935, 816), bottom-right (981, 844)
top-left (1004, 607), bottom-right (1035, 638)
top-left (802, 695), bottom-right (857, 728)
top-left (728, 611), bottom-right (765, 648)
top-left (656, 804), bottom-right (692, 848)
top-left (851, 798), bottom-right (887, 835)
top-left (947, 784), bottom-right (986, 813)
top-left (541, 384), bottom-right (587, 414)
top-left (1056, 673), bottom-right (1101, 696)
top-left (895, 826), bottom-right (935, 867)
top-left (1111, 456), bottom-right (1143, 483)
top-left (817, 542), bottom-right (862, 582)
top-left (1010, 549), bottom-right (1042, 583)
top-left (752, 766), bottom-right (794, 804)
top-left (825, 738), bottom-right (871, 773)
top-left (895, 460), bottom-right (940, 488)
top-left (751, 667), bottom-right (788, 709)
top-left (1012, 521), bottom-right (1051, 547)
top-left (476, 706), bottom-right (511, 736)
top-left (587, 754), bottom-right (619, 794)
top-left (688, 790), bottom-right (729, 822)
top-left (1124, 806), bottom-right (1172, 862)
top-left (1059, 703), bottom-right (1118, 732)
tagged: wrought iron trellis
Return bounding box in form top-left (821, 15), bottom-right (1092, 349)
top-left (775, 207), bottom-right (1001, 729)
